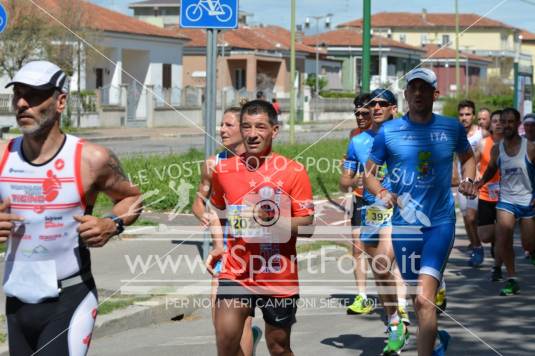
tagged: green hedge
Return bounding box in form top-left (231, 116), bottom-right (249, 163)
top-left (319, 91), bottom-right (356, 98)
top-left (442, 94), bottom-right (514, 118)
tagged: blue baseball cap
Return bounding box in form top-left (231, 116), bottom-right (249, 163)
top-left (370, 88), bottom-right (397, 105)
top-left (405, 68), bottom-right (437, 89)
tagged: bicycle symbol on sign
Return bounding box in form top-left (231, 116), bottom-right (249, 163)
top-left (185, 0), bottom-right (233, 22)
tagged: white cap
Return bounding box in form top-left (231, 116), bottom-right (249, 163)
top-left (406, 68), bottom-right (437, 89)
top-left (5, 61), bottom-right (68, 93)
top-left (523, 113), bottom-right (535, 124)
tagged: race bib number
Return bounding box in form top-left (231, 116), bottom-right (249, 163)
top-left (226, 187), bottom-right (292, 243)
top-left (3, 260), bottom-right (59, 304)
top-left (227, 205), bottom-right (252, 238)
top-left (365, 206), bottom-right (393, 225)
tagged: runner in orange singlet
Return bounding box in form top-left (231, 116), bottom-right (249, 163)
top-left (211, 100), bottom-right (314, 356)
top-left (476, 110), bottom-right (503, 281)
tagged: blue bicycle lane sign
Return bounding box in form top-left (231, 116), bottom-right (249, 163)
top-left (180, 0), bottom-right (238, 29)
top-left (0, 3), bottom-right (8, 33)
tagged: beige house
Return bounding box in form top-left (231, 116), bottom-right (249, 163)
top-left (338, 11), bottom-right (532, 85)
top-left (521, 30), bottom-right (535, 69)
top-left (175, 26), bottom-right (319, 99)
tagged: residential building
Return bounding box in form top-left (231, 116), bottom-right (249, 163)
top-left (175, 25), bottom-right (319, 99)
top-left (0, 0), bottom-right (189, 126)
top-left (338, 11), bottom-right (532, 85)
top-left (521, 30), bottom-right (535, 71)
top-left (421, 44), bottom-right (491, 95)
top-left (304, 28), bottom-right (424, 93)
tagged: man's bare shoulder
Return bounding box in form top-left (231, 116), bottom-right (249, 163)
top-left (80, 141), bottom-right (113, 171)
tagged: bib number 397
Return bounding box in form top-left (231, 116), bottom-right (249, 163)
top-left (365, 206), bottom-right (393, 225)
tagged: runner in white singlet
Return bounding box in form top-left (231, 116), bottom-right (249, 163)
top-left (457, 100), bottom-right (484, 267)
top-left (477, 108), bottom-right (535, 296)
top-left (0, 61), bottom-right (142, 356)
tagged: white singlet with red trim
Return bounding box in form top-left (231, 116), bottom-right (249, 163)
top-left (0, 134), bottom-right (89, 303)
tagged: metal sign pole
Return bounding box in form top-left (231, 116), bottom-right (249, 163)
top-left (203, 28), bottom-right (218, 260)
top-left (180, 0), bottom-right (237, 260)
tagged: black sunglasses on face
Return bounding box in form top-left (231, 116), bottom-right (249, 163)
top-left (354, 110), bottom-right (370, 117)
top-left (368, 100), bottom-right (391, 108)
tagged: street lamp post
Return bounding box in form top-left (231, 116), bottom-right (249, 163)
top-left (305, 13), bottom-right (332, 95)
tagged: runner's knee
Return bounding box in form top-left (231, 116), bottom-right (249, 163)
top-left (414, 294), bottom-right (435, 313)
top-left (266, 338), bottom-right (291, 356)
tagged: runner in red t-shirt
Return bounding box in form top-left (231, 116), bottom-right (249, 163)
top-left (210, 100), bottom-right (314, 356)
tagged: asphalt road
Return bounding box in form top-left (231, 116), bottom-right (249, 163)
top-left (89, 226), bottom-right (535, 356)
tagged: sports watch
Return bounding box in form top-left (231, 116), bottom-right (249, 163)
top-left (104, 214), bottom-right (125, 236)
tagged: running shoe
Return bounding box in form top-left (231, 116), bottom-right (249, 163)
top-left (491, 266), bottom-right (503, 282)
top-left (398, 306), bottom-right (411, 325)
top-left (252, 326), bottom-right (262, 355)
top-left (435, 288), bottom-right (447, 314)
top-left (468, 246), bottom-right (484, 267)
top-left (382, 321), bottom-right (409, 355)
top-left (432, 330), bottom-right (450, 356)
top-left (347, 295), bottom-right (374, 315)
top-left (500, 279), bottom-right (519, 296)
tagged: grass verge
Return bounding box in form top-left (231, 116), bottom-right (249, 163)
top-left (93, 139), bottom-right (348, 214)
top-left (98, 296), bottom-right (151, 315)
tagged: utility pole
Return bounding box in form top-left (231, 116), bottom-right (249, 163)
top-left (514, 33), bottom-right (523, 110)
top-left (455, 0), bottom-right (460, 97)
top-left (77, 39), bottom-right (81, 128)
top-left (305, 14), bottom-right (332, 95)
top-left (290, 0), bottom-right (296, 144)
top-left (361, 0), bottom-right (371, 92)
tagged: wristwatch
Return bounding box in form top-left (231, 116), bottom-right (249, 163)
top-left (461, 178), bottom-right (474, 184)
top-left (104, 214), bottom-right (125, 236)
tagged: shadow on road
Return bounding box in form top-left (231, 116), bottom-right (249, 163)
top-left (321, 334), bottom-right (385, 355)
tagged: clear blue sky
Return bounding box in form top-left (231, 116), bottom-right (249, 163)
top-left (90, 0), bottom-right (535, 34)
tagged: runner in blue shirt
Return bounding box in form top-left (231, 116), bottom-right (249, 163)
top-left (364, 68), bottom-right (477, 356)
top-left (343, 89), bottom-right (411, 354)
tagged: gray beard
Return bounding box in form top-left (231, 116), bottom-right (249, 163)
top-left (19, 106), bottom-right (58, 137)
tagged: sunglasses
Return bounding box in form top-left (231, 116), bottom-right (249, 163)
top-left (368, 100), bottom-right (391, 108)
top-left (354, 110), bottom-right (371, 117)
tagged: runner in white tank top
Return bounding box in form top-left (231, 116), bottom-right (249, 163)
top-left (498, 137), bottom-right (533, 207)
top-left (476, 108), bottom-right (535, 297)
top-left (457, 100), bottom-right (484, 267)
top-left (0, 61), bottom-right (142, 356)
top-left (1, 134), bottom-right (89, 290)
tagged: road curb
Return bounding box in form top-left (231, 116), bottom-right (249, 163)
top-left (92, 293), bottom-right (200, 339)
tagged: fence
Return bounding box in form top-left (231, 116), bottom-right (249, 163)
top-left (0, 94), bottom-right (12, 113)
top-left (0, 93), bottom-right (98, 114)
top-left (310, 97), bottom-right (354, 113)
top-left (99, 85), bottom-right (124, 106)
top-left (70, 93), bottom-right (98, 112)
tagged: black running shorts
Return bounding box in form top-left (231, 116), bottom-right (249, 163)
top-left (478, 199), bottom-right (497, 226)
top-left (6, 279), bottom-right (98, 356)
top-left (351, 196), bottom-right (364, 227)
top-left (216, 279), bottom-right (298, 328)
